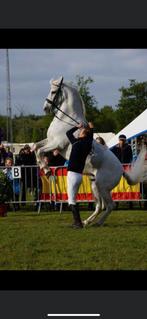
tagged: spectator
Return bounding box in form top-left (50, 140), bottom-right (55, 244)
top-left (40, 155), bottom-right (52, 176)
top-left (111, 134), bottom-right (133, 164)
top-left (3, 157), bottom-right (20, 211)
top-left (96, 136), bottom-right (108, 149)
top-left (0, 144), bottom-right (7, 166)
top-left (111, 134), bottom-right (133, 209)
top-left (16, 144), bottom-right (37, 205)
top-left (15, 148), bottom-right (25, 165)
top-left (6, 146), bottom-right (13, 160)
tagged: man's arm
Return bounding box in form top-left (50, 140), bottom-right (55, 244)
top-left (87, 122), bottom-right (94, 140)
top-left (66, 126), bottom-right (79, 144)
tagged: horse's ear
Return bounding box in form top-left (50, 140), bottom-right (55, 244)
top-left (60, 76), bottom-right (64, 83)
top-left (57, 76), bottom-right (64, 85)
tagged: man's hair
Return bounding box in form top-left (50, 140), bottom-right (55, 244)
top-left (96, 136), bottom-right (106, 145)
top-left (119, 134), bottom-right (126, 140)
top-left (83, 126), bottom-right (91, 136)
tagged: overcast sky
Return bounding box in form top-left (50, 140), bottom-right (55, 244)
top-left (0, 49), bottom-right (147, 116)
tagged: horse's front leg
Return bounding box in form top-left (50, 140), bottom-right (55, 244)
top-left (32, 138), bottom-right (49, 152)
top-left (83, 180), bottom-right (102, 227)
top-left (33, 139), bottom-right (49, 168)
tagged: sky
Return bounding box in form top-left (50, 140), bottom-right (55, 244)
top-left (0, 49), bottom-right (147, 116)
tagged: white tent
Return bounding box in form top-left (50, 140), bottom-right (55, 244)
top-left (107, 108), bottom-right (147, 148)
top-left (94, 132), bottom-right (115, 143)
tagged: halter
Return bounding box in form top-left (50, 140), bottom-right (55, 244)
top-left (45, 80), bottom-right (88, 127)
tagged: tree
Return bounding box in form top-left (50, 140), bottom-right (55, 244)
top-left (12, 114), bottom-right (53, 143)
top-left (73, 75), bottom-right (101, 129)
top-left (98, 106), bottom-right (117, 132)
top-left (75, 75), bottom-right (98, 109)
top-left (0, 116), bottom-right (7, 141)
top-left (74, 75), bottom-right (117, 132)
top-left (116, 79), bottom-right (147, 130)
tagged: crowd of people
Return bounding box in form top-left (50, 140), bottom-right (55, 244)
top-left (0, 142), bottom-right (67, 211)
top-left (0, 144), bottom-right (13, 165)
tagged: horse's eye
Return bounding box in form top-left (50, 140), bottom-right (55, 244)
top-left (51, 91), bottom-right (56, 94)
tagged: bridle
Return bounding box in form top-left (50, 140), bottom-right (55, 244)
top-left (45, 80), bottom-right (88, 127)
top-left (45, 78), bottom-right (63, 113)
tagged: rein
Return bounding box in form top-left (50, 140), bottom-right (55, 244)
top-left (46, 96), bottom-right (80, 125)
top-left (54, 113), bottom-right (76, 127)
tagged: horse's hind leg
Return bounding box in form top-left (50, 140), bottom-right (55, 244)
top-left (94, 189), bottom-right (114, 226)
top-left (83, 181), bottom-right (102, 226)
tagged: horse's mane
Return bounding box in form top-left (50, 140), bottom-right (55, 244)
top-left (51, 78), bottom-right (86, 116)
top-left (64, 82), bottom-right (86, 116)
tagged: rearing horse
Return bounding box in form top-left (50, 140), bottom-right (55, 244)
top-left (35, 76), bottom-right (86, 164)
top-left (34, 76), bottom-right (146, 227)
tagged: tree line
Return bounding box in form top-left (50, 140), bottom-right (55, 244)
top-left (0, 76), bottom-right (147, 143)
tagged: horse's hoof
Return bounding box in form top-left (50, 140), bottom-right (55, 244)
top-left (82, 220), bottom-right (87, 227)
top-left (32, 143), bottom-right (37, 152)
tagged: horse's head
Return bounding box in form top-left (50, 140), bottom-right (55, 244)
top-left (43, 76), bottom-right (64, 114)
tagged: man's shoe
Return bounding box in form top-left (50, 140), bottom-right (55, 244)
top-left (72, 222), bottom-right (83, 229)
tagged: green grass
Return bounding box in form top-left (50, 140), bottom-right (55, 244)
top-left (0, 209), bottom-right (147, 270)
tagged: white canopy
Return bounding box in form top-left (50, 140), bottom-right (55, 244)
top-left (107, 108), bottom-right (147, 148)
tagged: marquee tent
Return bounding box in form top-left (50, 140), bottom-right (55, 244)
top-left (107, 108), bottom-right (147, 149)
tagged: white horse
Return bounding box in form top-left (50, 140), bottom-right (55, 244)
top-left (34, 76), bottom-right (146, 227)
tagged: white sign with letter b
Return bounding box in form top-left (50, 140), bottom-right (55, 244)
top-left (12, 166), bottom-right (21, 179)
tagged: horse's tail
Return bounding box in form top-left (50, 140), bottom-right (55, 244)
top-left (123, 147), bottom-right (147, 185)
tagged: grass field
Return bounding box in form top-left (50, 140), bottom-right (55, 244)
top-left (0, 209), bottom-right (147, 270)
